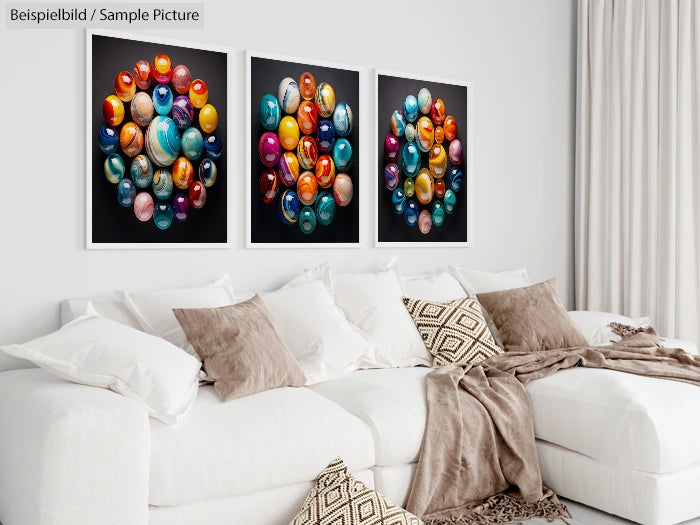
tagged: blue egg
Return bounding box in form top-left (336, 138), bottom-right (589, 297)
top-left (98, 125), bottom-right (119, 154)
top-left (316, 119), bottom-right (336, 154)
top-left (332, 103), bottom-right (353, 137)
top-left (104, 153), bottom-right (125, 184)
top-left (401, 141), bottom-right (421, 177)
top-left (448, 167), bottom-right (463, 192)
top-left (432, 200), bottom-right (445, 226)
top-left (315, 191), bottom-right (336, 226)
top-left (403, 95), bottom-right (419, 123)
top-left (298, 206), bottom-right (317, 234)
top-left (180, 127), bottom-right (204, 160)
top-left (278, 189), bottom-right (300, 225)
top-left (203, 133), bottom-right (222, 160)
top-left (152, 168), bottom-right (173, 200)
top-left (332, 138), bottom-right (353, 172)
top-left (153, 201), bottom-right (174, 230)
top-left (391, 110), bottom-right (406, 137)
top-left (116, 178), bottom-right (136, 207)
top-left (198, 158), bottom-right (217, 187)
top-left (404, 199), bottom-right (419, 226)
top-left (259, 93), bottom-right (281, 131)
top-left (392, 188), bottom-right (406, 214)
top-left (152, 85), bottom-right (173, 115)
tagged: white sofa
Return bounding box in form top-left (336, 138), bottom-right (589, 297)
top-left (0, 301), bottom-right (698, 525)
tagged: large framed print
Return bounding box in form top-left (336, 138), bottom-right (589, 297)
top-left (375, 70), bottom-right (473, 247)
top-left (247, 51), bottom-right (361, 248)
top-left (87, 30), bottom-right (230, 248)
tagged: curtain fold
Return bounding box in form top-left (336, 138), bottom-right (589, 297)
top-left (576, 0), bottom-right (700, 344)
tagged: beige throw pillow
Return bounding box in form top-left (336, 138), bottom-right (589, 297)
top-left (173, 296), bottom-right (305, 402)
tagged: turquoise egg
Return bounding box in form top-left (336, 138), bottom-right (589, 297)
top-left (444, 189), bottom-right (457, 214)
top-left (104, 153), bottom-right (125, 184)
top-left (401, 141), bottom-right (420, 177)
top-left (130, 155), bottom-right (153, 188)
top-left (180, 127), bottom-right (204, 160)
top-left (332, 103), bottom-right (353, 137)
top-left (116, 178), bottom-right (136, 207)
top-left (298, 206), bottom-right (317, 235)
top-left (152, 84), bottom-right (174, 115)
top-left (153, 201), bottom-right (173, 230)
top-left (391, 110), bottom-right (406, 137)
top-left (431, 200), bottom-right (446, 226)
top-left (403, 95), bottom-right (419, 123)
top-left (332, 138), bottom-right (353, 171)
top-left (315, 191), bottom-right (336, 226)
top-left (392, 188), bottom-right (406, 214)
top-left (145, 116), bottom-right (181, 167)
top-left (259, 93), bottom-right (281, 131)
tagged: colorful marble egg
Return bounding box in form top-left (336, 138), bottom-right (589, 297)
top-left (404, 200), bottom-right (419, 226)
top-left (401, 141), bottom-right (421, 177)
top-left (172, 193), bottom-right (190, 222)
top-left (119, 122), bottom-right (144, 157)
top-left (333, 173), bottom-right (353, 207)
top-left (443, 115), bottom-right (458, 141)
top-left (417, 88), bottom-right (432, 115)
top-left (297, 171), bottom-right (318, 206)
top-left (431, 98), bottom-right (446, 126)
top-left (405, 123), bottom-right (416, 142)
top-left (180, 127), bottom-right (204, 160)
top-left (153, 202), bottom-right (174, 230)
top-left (130, 154), bottom-right (153, 188)
top-left (297, 135), bottom-right (318, 170)
top-left (392, 188), bottom-right (406, 214)
top-left (315, 155), bottom-right (336, 188)
top-left (258, 132), bottom-right (282, 168)
top-left (432, 200), bottom-right (445, 226)
top-left (114, 71), bottom-right (136, 102)
top-left (297, 100), bottom-right (319, 135)
top-left (316, 120), bottom-right (336, 154)
top-left (434, 126), bottom-right (445, 144)
top-left (152, 168), bottom-right (173, 199)
top-left (172, 157), bottom-right (194, 190)
top-left (434, 177), bottom-right (446, 199)
top-left (316, 191), bottom-right (335, 226)
top-left (103, 95), bottom-right (124, 126)
top-left (444, 189), bottom-right (457, 214)
top-left (403, 95), bottom-right (419, 123)
top-left (98, 125), bottom-right (119, 154)
top-left (130, 92), bottom-right (154, 127)
top-left (189, 79), bottom-right (209, 108)
top-left (332, 138), bottom-right (353, 172)
top-left (416, 116), bottom-right (434, 153)
top-left (153, 54), bottom-right (172, 84)
top-left (415, 169), bottom-right (434, 205)
top-left (278, 77), bottom-right (301, 114)
top-left (298, 207), bottom-right (317, 235)
top-left (278, 151), bottom-right (300, 186)
top-left (299, 72), bottom-right (316, 100)
top-left (172, 96), bottom-right (194, 130)
top-left (171, 64), bottom-right (191, 94)
top-left (133, 60), bottom-right (152, 90)
top-left (203, 134), bottom-right (223, 160)
top-left (333, 103), bottom-right (353, 137)
top-left (259, 168), bottom-right (279, 204)
top-left (384, 163), bottom-right (400, 191)
top-left (278, 189), bottom-right (301, 224)
top-left (390, 110), bottom-right (406, 137)
top-left (198, 158), bottom-right (217, 187)
top-left (189, 180), bottom-right (207, 209)
top-left (134, 192), bottom-right (154, 221)
top-left (259, 93), bottom-right (281, 131)
top-left (403, 177), bottom-right (415, 198)
top-left (278, 115), bottom-right (300, 151)
top-left (449, 139), bottom-right (463, 165)
top-left (384, 134), bottom-right (400, 163)
top-left (418, 210), bottom-right (432, 234)
top-left (145, 116), bottom-right (181, 167)
top-left (152, 84), bottom-right (174, 115)
top-left (429, 143), bottom-right (448, 178)
top-left (199, 104), bottom-right (218, 134)
top-left (448, 167), bottom-right (463, 193)
top-left (315, 82), bottom-right (336, 118)
top-left (116, 178), bottom-right (136, 207)
top-left (104, 153), bottom-right (125, 184)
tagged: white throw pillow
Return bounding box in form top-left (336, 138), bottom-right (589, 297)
top-left (333, 260), bottom-right (431, 367)
top-left (260, 279), bottom-right (372, 384)
top-left (448, 266), bottom-right (532, 294)
top-left (403, 271), bottom-right (467, 301)
top-left (567, 311), bottom-right (651, 346)
top-left (281, 261), bottom-right (334, 298)
top-left (122, 275), bottom-right (235, 360)
top-left (0, 305), bottom-right (201, 424)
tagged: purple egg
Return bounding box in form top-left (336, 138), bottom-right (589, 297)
top-left (171, 96), bottom-right (194, 130)
top-left (384, 163), bottom-right (400, 190)
top-left (384, 134), bottom-right (400, 163)
top-left (258, 131), bottom-right (282, 167)
top-left (172, 193), bottom-right (190, 222)
top-left (448, 139), bottom-right (463, 165)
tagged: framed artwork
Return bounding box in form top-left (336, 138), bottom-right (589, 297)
top-left (375, 70), bottom-right (473, 247)
top-left (247, 51), bottom-right (361, 248)
top-left (86, 30), bottom-right (229, 249)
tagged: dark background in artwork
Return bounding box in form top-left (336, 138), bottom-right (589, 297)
top-left (377, 74), bottom-right (469, 243)
top-left (250, 56), bottom-right (359, 244)
top-left (91, 34), bottom-right (227, 244)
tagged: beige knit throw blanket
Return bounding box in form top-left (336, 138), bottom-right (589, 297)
top-left (406, 333), bottom-right (700, 524)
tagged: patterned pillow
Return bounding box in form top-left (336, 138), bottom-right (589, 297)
top-left (290, 458), bottom-right (422, 525)
top-left (402, 296), bottom-right (502, 367)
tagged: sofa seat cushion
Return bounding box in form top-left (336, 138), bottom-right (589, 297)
top-left (310, 368), bottom-right (432, 466)
top-left (149, 385), bottom-right (375, 507)
top-left (526, 367), bottom-right (700, 474)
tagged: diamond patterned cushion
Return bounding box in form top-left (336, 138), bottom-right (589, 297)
top-left (402, 296), bottom-right (502, 367)
top-left (290, 458), bottom-right (423, 525)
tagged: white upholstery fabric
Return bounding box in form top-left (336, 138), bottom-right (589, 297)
top-left (148, 385), bottom-right (374, 507)
top-left (537, 440), bottom-right (700, 525)
top-left (527, 367), bottom-right (700, 474)
top-left (0, 368), bottom-right (149, 525)
top-left (148, 470), bottom-right (374, 525)
top-left (372, 464), bottom-right (417, 510)
top-left (310, 368), bottom-right (431, 466)
top-left (61, 293), bottom-right (142, 329)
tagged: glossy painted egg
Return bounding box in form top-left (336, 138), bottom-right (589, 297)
top-left (258, 132), bottom-right (282, 168)
top-left (278, 151), bottom-right (300, 186)
top-left (153, 54), bottom-right (173, 84)
top-left (171, 64), bottom-right (191, 94)
top-left (384, 163), bottom-right (400, 190)
top-left (153, 201), bottom-right (174, 230)
top-left (114, 71), bottom-right (136, 102)
top-left (189, 180), bottom-right (207, 209)
top-left (133, 60), bottom-right (153, 90)
top-left (259, 168), bottom-right (279, 204)
top-left (259, 93), bottom-right (282, 131)
top-left (198, 158), bottom-right (218, 188)
top-left (418, 209), bottom-right (432, 234)
top-left (134, 192), bottom-right (154, 221)
top-left (333, 173), bottom-right (353, 207)
top-left (103, 95), bottom-right (124, 127)
top-left (198, 104), bottom-right (218, 134)
top-left (298, 206), bottom-right (317, 235)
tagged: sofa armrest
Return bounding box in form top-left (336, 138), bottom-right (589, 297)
top-left (0, 368), bottom-right (149, 525)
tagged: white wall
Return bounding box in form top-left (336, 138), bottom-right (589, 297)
top-left (0, 0), bottom-right (577, 343)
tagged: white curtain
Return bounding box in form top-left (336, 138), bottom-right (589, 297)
top-left (575, 0), bottom-right (700, 344)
